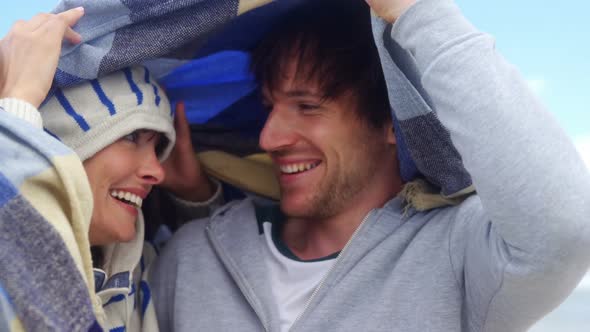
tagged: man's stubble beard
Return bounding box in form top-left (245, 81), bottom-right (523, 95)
top-left (281, 131), bottom-right (386, 221)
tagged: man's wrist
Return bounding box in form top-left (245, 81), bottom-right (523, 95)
top-left (369, 0), bottom-right (417, 23)
top-left (172, 175), bottom-right (216, 203)
top-left (390, 0), bottom-right (475, 70)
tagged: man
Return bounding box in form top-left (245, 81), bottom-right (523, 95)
top-left (150, 0), bottom-right (590, 331)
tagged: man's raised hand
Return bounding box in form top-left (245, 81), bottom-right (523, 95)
top-left (364, 0), bottom-right (416, 23)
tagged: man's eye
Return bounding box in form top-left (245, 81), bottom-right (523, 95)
top-left (122, 131), bottom-right (140, 143)
top-left (261, 101), bottom-right (273, 112)
top-left (298, 103), bottom-right (320, 111)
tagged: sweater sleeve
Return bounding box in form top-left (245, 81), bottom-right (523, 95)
top-left (386, 0), bottom-right (590, 330)
top-left (143, 179), bottom-right (224, 248)
top-left (0, 98), bottom-right (43, 128)
top-left (164, 178), bottom-right (224, 222)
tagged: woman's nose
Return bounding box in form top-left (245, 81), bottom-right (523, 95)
top-left (138, 152), bottom-right (165, 185)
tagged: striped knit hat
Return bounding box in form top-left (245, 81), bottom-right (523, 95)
top-left (40, 66), bottom-right (175, 161)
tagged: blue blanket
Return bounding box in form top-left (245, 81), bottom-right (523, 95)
top-left (52, 0), bottom-right (473, 197)
top-left (0, 112), bottom-right (101, 331)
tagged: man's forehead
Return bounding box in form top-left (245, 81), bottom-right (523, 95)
top-left (261, 73), bottom-right (323, 100)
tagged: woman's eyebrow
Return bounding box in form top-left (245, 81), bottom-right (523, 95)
top-left (140, 130), bottom-right (159, 142)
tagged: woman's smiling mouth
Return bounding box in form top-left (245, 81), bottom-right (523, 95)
top-left (110, 190), bottom-right (144, 208)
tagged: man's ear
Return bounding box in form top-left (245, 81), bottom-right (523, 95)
top-left (385, 122), bottom-right (396, 145)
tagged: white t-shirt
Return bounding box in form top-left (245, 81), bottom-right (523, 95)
top-left (261, 221), bottom-right (337, 332)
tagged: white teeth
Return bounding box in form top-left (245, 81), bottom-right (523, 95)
top-left (280, 162), bottom-right (319, 174)
top-left (110, 190), bottom-right (143, 208)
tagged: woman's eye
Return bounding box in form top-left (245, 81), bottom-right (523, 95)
top-left (122, 131), bottom-right (140, 143)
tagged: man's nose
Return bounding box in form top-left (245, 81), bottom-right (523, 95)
top-left (259, 106), bottom-right (297, 152)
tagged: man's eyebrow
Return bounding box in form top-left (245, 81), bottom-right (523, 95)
top-left (285, 90), bottom-right (314, 97)
top-left (262, 88), bottom-right (322, 101)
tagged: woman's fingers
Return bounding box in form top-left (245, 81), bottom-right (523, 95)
top-left (56, 7), bottom-right (85, 43)
top-left (0, 7), bottom-right (84, 107)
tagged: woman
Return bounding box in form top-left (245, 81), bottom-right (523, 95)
top-left (0, 9), bottom-right (219, 332)
top-left (4, 65), bottom-right (219, 332)
top-left (44, 66), bottom-right (221, 332)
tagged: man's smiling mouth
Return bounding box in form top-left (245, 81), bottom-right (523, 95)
top-left (279, 161), bottom-right (321, 175)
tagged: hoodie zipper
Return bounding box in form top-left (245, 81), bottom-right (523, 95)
top-left (288, 210), bottom-right (375, 332)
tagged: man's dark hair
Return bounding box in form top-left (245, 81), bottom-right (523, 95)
top-left (251, 0), bottom-right (392, 129)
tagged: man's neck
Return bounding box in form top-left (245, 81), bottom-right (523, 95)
top-left (282, 173), bottom-right (402, 261)
top-left (282, 208), bottom-right (373, 260)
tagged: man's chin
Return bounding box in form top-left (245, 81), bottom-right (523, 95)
top-left (280, 198), bottom-right (305, 218)
top-left (280, 195), bottom-right (320, 219)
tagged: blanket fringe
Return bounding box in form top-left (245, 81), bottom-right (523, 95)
top-left (399, 179), bottom-right (474, 215)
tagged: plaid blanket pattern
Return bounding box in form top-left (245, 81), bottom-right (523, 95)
top-left (52, 0), bottom-right (473, 197)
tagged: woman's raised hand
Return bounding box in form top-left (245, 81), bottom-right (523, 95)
top-left (160, 102), bottom-right (215, 202)
top-left (0, 7), bottom-right (84, 108)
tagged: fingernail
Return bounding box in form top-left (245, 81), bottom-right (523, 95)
top-left (75, 6), bottom-right (84, 12)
